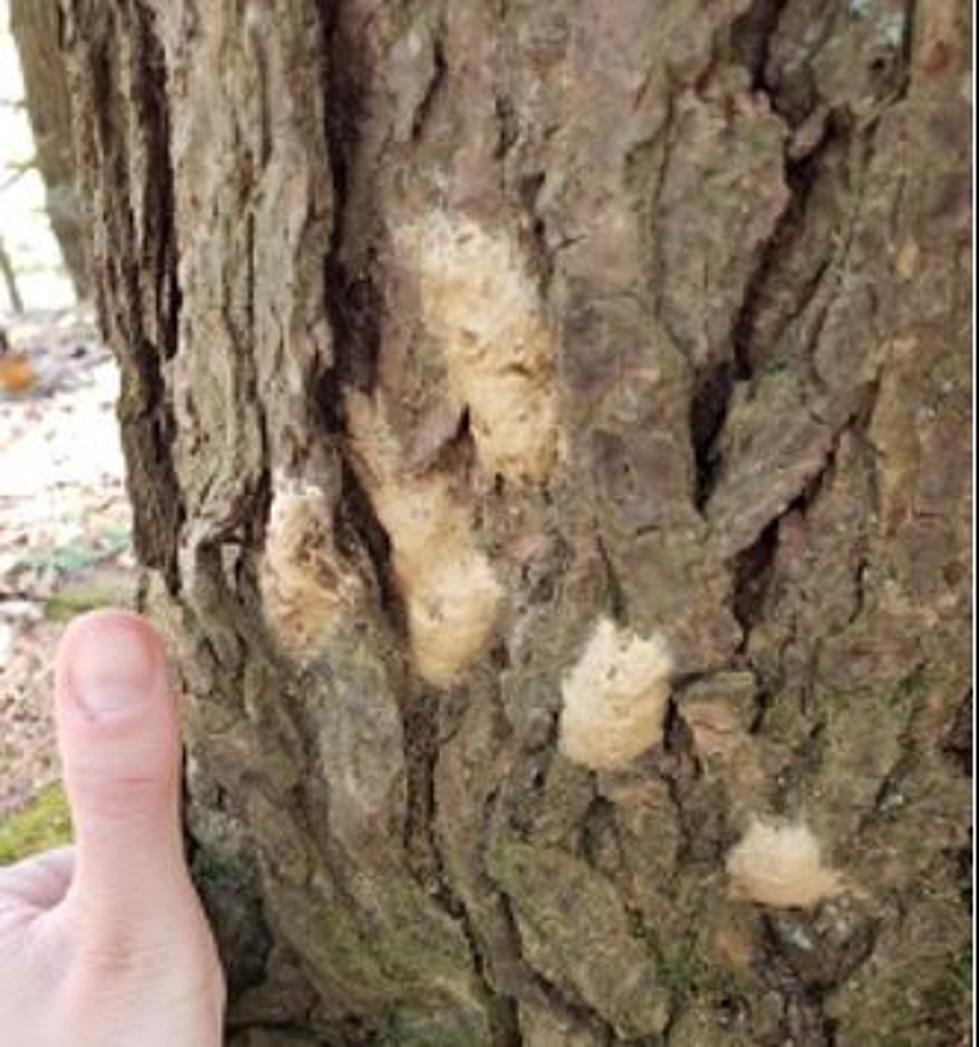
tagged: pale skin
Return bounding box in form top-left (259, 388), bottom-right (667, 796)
top-left (0, 610), bottom-right (225, 1046)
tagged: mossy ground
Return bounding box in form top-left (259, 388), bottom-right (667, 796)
top-left (0, 781), bottom-right (72, 864)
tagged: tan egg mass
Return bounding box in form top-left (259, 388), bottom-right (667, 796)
top-left (398, 210), bottom-right (561, 483)
top-left (260, 477), bottom-right (358, 658)
top-left (559, 618), bottom-right (673, 770)
top-left (346, 391), bottom-right (503, 687)
top-left (726, 816), bottom-right (845, 909)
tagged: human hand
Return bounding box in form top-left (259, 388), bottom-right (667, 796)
top-left (0, 610), bottom-right (224, 1046)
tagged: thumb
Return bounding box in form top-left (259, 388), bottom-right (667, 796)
top-left (55, 609), bottom-right (190, 916)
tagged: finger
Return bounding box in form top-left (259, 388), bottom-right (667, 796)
top-left (0, 846), bottom-right (74, 912)
top-left (54, 609), bottom-right (191, 919)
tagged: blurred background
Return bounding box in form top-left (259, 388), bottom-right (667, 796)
top-left (0, 0), bottom-right (133, 860)
top-left (0, 0), bottom-right (75, 311)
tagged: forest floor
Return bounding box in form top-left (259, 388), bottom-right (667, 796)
top-left (0, 304), bottom-right (134, 855)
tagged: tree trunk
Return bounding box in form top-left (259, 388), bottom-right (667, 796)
top-left (10, 0), bottom-right (90, 299)
top-left (62, 1), bottom-right (970, 1044)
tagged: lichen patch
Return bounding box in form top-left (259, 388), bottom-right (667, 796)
top-left (396, 211), bottom-right (561, 483)
top-left (346, 391), bottom-right (504, 686)
top-left (558, 618), bottom-right (673, 770)
top-left (726, 817), bottom-right (845, 909)
top-left (260, 477), bottom-right (358, 658)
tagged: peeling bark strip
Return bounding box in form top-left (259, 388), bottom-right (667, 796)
top-left (65, 0), bottom-right (971, 1042)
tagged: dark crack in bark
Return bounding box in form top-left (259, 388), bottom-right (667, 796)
top-left (758, 916), bottom-right (834, 1047)
top-left (730, 0), bottom-right (788, 91)
top-left (731, 517), bottom-right (780, 644)
top-left (411, 29), bottom-right (447, 143)
top-left (70, 1), bottom-right (186, 588)
top-left (941, 690), bottom-right (973, 778)
top-left (694, 111), bottom-right (847, 512)
top-left (691, 360), bottom-right (734, 510)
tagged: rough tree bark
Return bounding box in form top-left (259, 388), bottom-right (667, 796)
top-left (62, 0), bottom-right (970, 1044)
top-left (10, 0), bottom-right (90, 298)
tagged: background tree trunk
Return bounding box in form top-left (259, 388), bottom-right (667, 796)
top-left (10, 0), bottom-right (90, 299)
top-left (62, 1), bottom-right (970, 1044)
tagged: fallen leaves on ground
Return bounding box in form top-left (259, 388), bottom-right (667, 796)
top-left (0, 304), bottom-right (136, 820)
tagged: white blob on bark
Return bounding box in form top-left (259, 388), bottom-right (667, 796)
top-left (726, 816), bottom-right (845, 909)
top-left (346, 391), bottom-right (504, 687)
top-left (396, 211), bottom-right (561, 482)
top-left (559, 617), bottom-right (674, 770)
